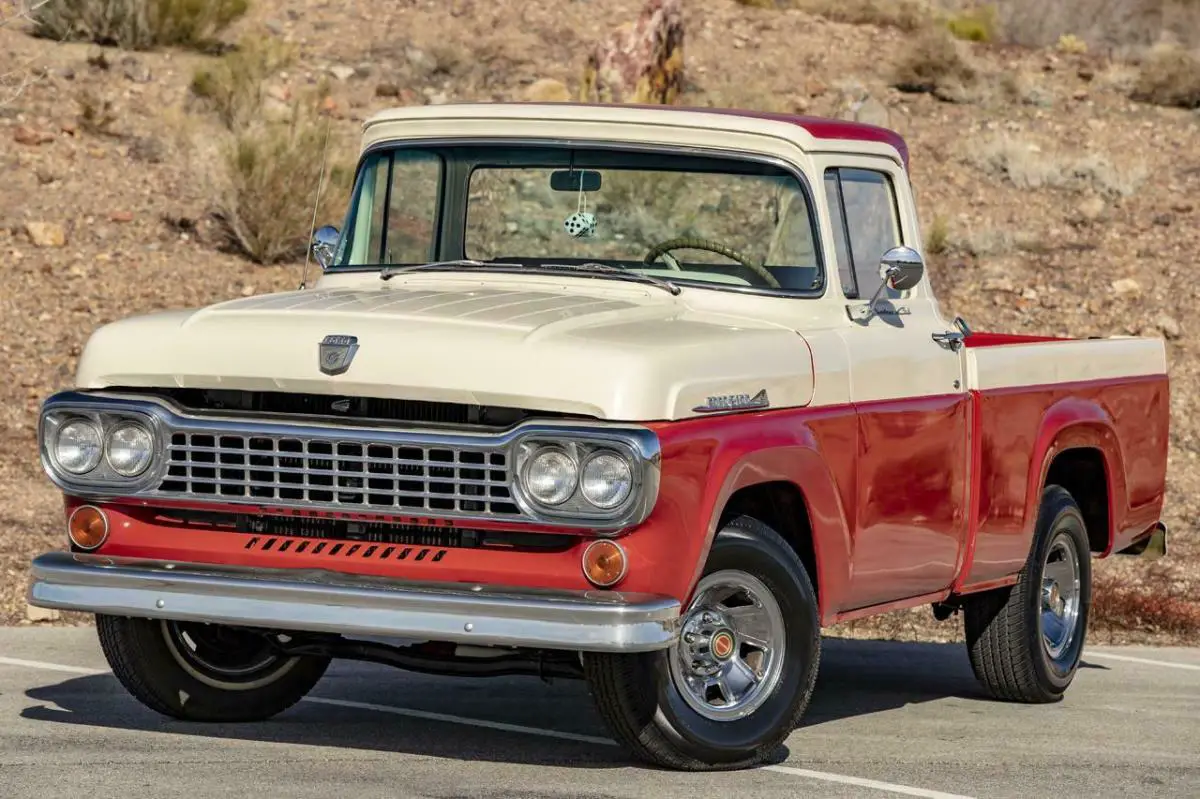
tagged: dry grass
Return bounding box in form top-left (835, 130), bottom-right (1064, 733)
top-left (964, 134), bottom-right (1147, 198)
top-left (1091, 571), bottom-right (1200, 639)
top-left (31, 0), bottom-right (247, 51)
top-left (980, 0), bottom-right (1200, 51)
top-left (191, 36), bottom-right (296, 131)
top-left (1131, 44), bottom-right (1200, 109)
top-left (892, 27), bottom-right (978, 99)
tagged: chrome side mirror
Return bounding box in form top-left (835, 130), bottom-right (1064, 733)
top-left (879, 245), bottom-right (925, 291)
top-left (310, 225), bottom-right (340, 270)
top-left (848, 245), bottom-right (925, 322)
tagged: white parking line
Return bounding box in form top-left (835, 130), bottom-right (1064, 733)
top-left (1085, 652), bottom-right (1200, 672)
top-left (0, 654), bottom-right (976, 799)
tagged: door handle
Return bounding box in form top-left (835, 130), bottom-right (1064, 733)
top-left (932, 331), bottom-right (965, 351)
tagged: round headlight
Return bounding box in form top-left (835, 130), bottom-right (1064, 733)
top-left (523, 448), bottom-right (578, 506)
top-left (581, 452), bottom-right (633, 509)
top-left (105, 421), bottom-right (154, 477)
top-left (55, 419), bottom-right (103, 474)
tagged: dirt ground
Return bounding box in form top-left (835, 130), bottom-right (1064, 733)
top-left (0, 0), bottom-right (1195, 642)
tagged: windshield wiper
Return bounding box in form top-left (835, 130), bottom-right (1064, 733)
top-left (379, 260), bottom-right (519, 281)
top-left (379, 260), bottom-right (682, 296)
top-left (526, 262), bottom-right (682, 296)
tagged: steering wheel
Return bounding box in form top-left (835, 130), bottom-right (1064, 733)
top-left (642, 237), bottom-right (781, 289)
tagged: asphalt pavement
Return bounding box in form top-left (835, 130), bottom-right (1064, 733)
top-left (0, 627), bottom-right (1196, 798)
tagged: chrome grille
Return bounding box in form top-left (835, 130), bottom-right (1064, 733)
top-left (157, 431), bottom-right (520, 516)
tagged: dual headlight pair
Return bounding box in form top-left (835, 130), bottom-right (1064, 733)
top-left (44, 414), bottom-right (156, 480)
top-left (517, 440), bottom-right (635, 512)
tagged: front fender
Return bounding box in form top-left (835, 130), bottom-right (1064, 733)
top-left (644, 408), bottom-right (855, 621)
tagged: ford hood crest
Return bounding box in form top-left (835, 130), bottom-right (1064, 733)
top-left (319, 334), bottom-right (359, 375)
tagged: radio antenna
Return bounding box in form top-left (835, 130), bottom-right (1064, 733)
top-left (300, 112), bottom-right (333, 290)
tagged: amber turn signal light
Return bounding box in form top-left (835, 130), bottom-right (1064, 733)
top-left (582, 539), bottom-right (628, 588)
top-left (67, 505), bottom-right (109, 550)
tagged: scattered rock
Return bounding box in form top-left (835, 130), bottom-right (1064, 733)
top-left (852, 95), bottom-right (890, 128)
top-left (13, 126), bottom-right (54, 146)
top-left (1070, 196), bottom-right (1108, 226)
top-left (329, 64), bottom-right (356, 81)
top-left (1156, 314), bottom-right (1182, 340)
top-left (375, 82), bottom-right (402, 98)
top-left (523, 78), bottom-right (571, 102)
top-left (1072, 88), bottom-right (1089, 101)
top-left (25, 603), bottom-right (60, 622)
top-left (580, 0), bottom-right (684, 105)
top-left (24, 221), bottom-right (66, 248)
top-left (110, 211), bottom-right (134, 223)
top-left (241, 284), bottom-right (256, 297)
top-left (1153, 213), bottom-right (1173, 227)
top-left (1111, 277), bottom-right (1141, 296)
top-left (982, 277), bottom-right (1016, 292)
top-left (406, 46), bottom-right (433, 72)
top-left (264, 19), bottom-right (285, 36)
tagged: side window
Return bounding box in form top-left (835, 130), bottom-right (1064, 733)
top-left (823, 168), bottom-right (902, 299)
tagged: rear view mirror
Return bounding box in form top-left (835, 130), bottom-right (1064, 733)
top-left (550, 169), bottom-right (602, 192)
top-left (311, 225), bottom-right (340, 270)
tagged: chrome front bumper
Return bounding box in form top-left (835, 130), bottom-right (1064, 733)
top-left (28, 552), bottom-right (681, 653)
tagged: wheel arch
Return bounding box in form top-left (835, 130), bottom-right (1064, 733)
top-left (701, 448), bottom-right (851, 625)
top-left (1027, 397), bottom-right (1127, 557)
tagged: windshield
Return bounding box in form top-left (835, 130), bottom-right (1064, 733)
top-left (333, 144), bottom-right (824, 294)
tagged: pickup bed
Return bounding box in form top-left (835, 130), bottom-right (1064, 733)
top-left (28, 103), bottom-right (1169, 770)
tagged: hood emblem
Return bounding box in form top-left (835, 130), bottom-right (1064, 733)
top-left (319, 335), bottom-right (359, 376)
top-left (693, 389), bottom-right (770, 414)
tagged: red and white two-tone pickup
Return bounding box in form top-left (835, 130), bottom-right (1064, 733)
top-left (29, 103), bottom-right (1169, 770)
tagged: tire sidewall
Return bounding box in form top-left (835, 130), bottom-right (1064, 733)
top-left (1026, 490), bottom-right (1092, 692)
top-left (647, 518), bottom-right (820, 763)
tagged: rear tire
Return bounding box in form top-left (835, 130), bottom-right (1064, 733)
top-left (963, 485), bottom-right (1091, 703)
top-left (97, 615), bottom-right (330, 722)
top-left (584, 516), bottom-right (820, 770)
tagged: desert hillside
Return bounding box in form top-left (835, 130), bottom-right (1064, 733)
top-left (1, 0), bottom-right (1196, 641)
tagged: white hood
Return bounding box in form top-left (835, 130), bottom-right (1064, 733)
top-left (75, 278), bottom-right (814, 421)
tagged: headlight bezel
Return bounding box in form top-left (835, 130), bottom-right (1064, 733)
top-left (40, 401), bottom-right (165, 494)
top-left (512, 433), bottom-right (656, 527)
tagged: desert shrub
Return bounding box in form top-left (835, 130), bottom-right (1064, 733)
top-left (964, 134), bottom-right (1147, 197)
top-left (213, 103), bottom-right (351, 265)
top-left (892, 28), bottom-right (977, 96)
top-left (1091, 571), bottom-right (1200, 638)
top-left (981, 0), bottom-right (1200, 50)
top-left (191, 36), bottom-right (295, 131)
top-left (944, 4), bottom-right (998, 41)
top-left (31, 0), bottom-right (248, 51)
top-left (925, 215), bottom-right (950, 255)
top-left (1131, 44), bottom-right (1200, 109)
top-left (791, 0), bottom-right (932, 30)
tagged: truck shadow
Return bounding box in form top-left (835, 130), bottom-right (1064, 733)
top-left (17, 637), bottom-right (1056, 768)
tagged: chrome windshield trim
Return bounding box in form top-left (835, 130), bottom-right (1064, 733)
top-left (28, 552), bottom-right (681, 652)
top-left (39, 391), bottom-right (661, 531)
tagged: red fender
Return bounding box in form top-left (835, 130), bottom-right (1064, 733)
top-left (648, 408), bottom-right (856, 622)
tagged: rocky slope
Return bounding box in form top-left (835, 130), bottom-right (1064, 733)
top-left (1, 0), bottom-right (1195, 641)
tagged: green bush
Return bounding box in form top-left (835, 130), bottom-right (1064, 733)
top-left (945, 4), bottom-right (998, 42)
top-left (32, 0), bottom-right (248, 51)
top-left (191, 36), bottom-right (295, 131)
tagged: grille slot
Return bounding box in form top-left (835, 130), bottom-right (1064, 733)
top-left (159, 431), bottom-right (520, 516)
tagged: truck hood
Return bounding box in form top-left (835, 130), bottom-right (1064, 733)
top-left (75, 281), bottom-right (814, 420)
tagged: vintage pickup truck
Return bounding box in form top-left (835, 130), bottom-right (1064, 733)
top-left (29, 103), bottom-right (1169, 770)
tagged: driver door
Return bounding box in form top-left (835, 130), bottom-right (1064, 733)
top-left (821, 160), bottom-right (972, 611)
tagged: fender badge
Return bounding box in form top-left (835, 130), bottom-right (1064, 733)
top-left (319, 335), bottom-right (359, 376)
top-left (692, 389), bottom-right (770, 414)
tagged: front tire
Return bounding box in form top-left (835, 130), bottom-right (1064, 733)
top-left (963, 485), bottom-right (1092, 703)
top-left (97, 615), bottom-right (330, 722)
top-left (584, 516), bottom-right (820, 770)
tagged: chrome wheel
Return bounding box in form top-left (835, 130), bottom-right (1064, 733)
top-left (1040, 532), bottom-right (1082, 664)
top-left (668, 570), bottom-right (786, 721)
top-left (161, 621), bottom-right (298, 691)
